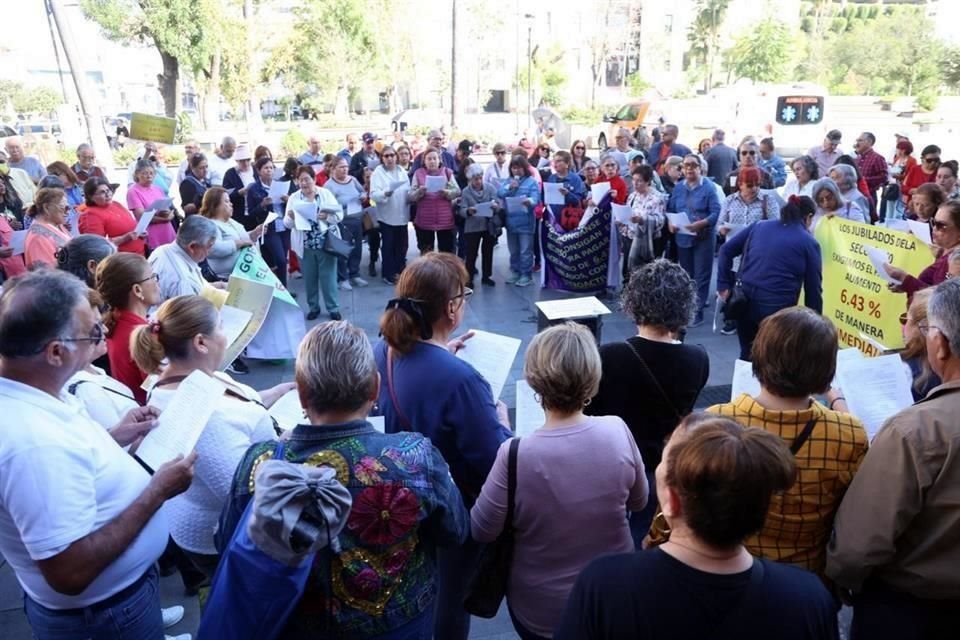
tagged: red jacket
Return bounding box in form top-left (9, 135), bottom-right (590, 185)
top-left (593, 175), bottom-right (628, 205)
top-left (107, 309), bottom-right (148, 404)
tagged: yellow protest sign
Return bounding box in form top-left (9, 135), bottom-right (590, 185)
top-left (129, 112), bottom-right (177, 144)
top-left (815, 217), bottom-right (933, 355)
top-left (219, 277), bottom-right (274, 369)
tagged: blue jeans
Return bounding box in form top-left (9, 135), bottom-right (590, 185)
top-left (262, 227), bottom-right (290, 287)
top-left (507, 231), bottom-right (534, 277)
top-left (433, 537), bottom-right (482, 640)
top-left (737, 298), bottom-right (792, 361)
top-left (337, 215), bottom-right (364, 281)
top-left (373, 603), bottom-right (435, 640)
top-left (24, 567), bottom-right (163, 640)
top-left (629, 467), bottom-right (658, 549)
top-left (677, 234), bottom-right (716, 315)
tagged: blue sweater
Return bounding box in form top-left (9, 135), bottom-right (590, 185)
top-left (717, 219), bottom-right (823, 311)
top-left (497, 175), bottom-right (541, 234)
top-left (374, 340), bottom-right (512, 503)
top-left (545, 171), bottom-right (586, 218)
top-left (666, 178), bottom-right (721, 248)
top-left (759, 154), bottom-right (787, 188)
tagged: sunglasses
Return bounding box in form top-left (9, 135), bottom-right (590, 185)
top-left (682, 163), bottom-right (700, 169)
top-left (382, 153), bottom-right (396, 158)
top-left (740, 150), bottom-right (757, 156)
top-left (574, 146), bottom-right (585, 151)
top-left (924, 157), bottom-right (941, 163)
top-left (495, 151), bottom-right (507, 155)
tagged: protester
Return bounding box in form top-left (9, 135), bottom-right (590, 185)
top-left (935, 159), bottom-right (960, 200)
top-left (23, 187), bottom-right (71, 269)
top-left (221, 144), bottom-right (258, 231)
top-left (410, 148), bottom-right (459, 255)
top-left (246, 157), bottom-right (290, 287)
top-left (529, 142), bottom-right (552, 172)
top-left (703, 129), bottom-right (737, 185)
top-left (126, 159), bottom-right (176, 253)
top-left (57, 233), bottom-right (115, 288)
top-left (325, 156), bottom-right (370, 288)
top-left (179, 153), bottom-right (211, 216)
top-left (124, 142), bottom-right (171, 193)
top-left (411, 129), bottom-right (457, 172)
top-left (718, 167), bottom-right (780, 235)
top-left (897, 287), bottom-right (941, 401)
top-left (207, 136), bottom-right (237, 186)
top-left (853, 132), bottom-right (887, 201)
top-left (374, 252), bottom-right (511, 639)
top-left (659, 155), bottom-right (683, 194)
top-left (758, 137), bottom-right (787, 188)
top-left (348, 131), bottom-right (381, 183)
top-left (723, 139), bottom-right (774, 195)
top-left (902, 145), bottom-right (941, 208)
top-left (618, 165), bottom-right (666, 275)
top-left (4, 137), bottom-right (46, 184)
top-left (783, 155), bottom-right (819, 199)
top-left (497, 155), bottom-right (541, 287)
top-left (885, 200), bottom-right (960, 298)
top-left (176, 140), bottom-right (199, 185)
top-left (78, 177), bottom-right (146, 256)
top-left (472, 323), bottom-right (647, 639)
top-left (0, 269), bottom-right (195, 639)
top-left (569, 139), bottom-right (591, 174)
top-left (580, 160), bottom-right (600, 192)
top-left (72, 143), bottom-right (106, 183)
top-left (829, 162), bottom-right (872, 217)
top-left (284, 165), bottom-right (342, 321)
top-left (458, 163), bottom-right (501, 288)
top-left (594, 155), bottom-right (628, 206)
top-left (0, 207), bottom-right (25, 281)
top-left (298, 134), bottom-right (323, 165)
top-left (557, 414), bottom-right (839, 640)
top-left (890, 138), bottom-right (916, 185)
top-left (396, 144), bottom-right (413, 174)
top-left (484, 142), bottom-right (511, 190)
top-left (808, 129), bottom-right (843, 176)
top-left (0, 160), bottom-right (26, 225)
top-left (718, 197), bottom-right (822, 359)
top-left (370, 145), bottom-right (412, 285)
top-left (148, 214), bottom-right (221, 301)
top-left (199, 186), bottom-right (263, 277)
top-left (337, 132), bottom-right (360, 161)
top-left (545, 149), bottom-right (587, 216)
top-left (647, 124), bottom-right (692, 175)
top-left (908, 182), bottom-right (944, 222)
top-left (224, 320), bottom-right (468, 637)
top-left (811, 177), bottom-right (868, 226)
top-left (134, 295), bottom-right (289, 579)
top-left (666, 154), bottom-right (721, 326)
top-left (827, 279), bottom-right (960, 638)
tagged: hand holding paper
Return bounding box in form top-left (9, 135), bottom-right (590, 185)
top-left (425, 175), bottom-right (447, 193)
top-left (666, 212), bottom-right (696, 235)
top-left (865, 245), bottom-right (902, 285)
top-left (544, 182), bottom-right (566, 206)
top-left (8, 230), bottom-right (28, 256)
top-left (506, 196), bottom-right (526, 214)
top-left (473, 201), bottom-right (494, 218)
top-left (455, 329), bottom-right (521, 401)
top-left (611, 203), bottom-right (634, 225)
top-left (134, 209), bottom-right (157, 235)
top-left (590, 181), bottom-right (610, 204)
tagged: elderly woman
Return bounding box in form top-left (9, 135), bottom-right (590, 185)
top-left (891, 138), bottom-right (916, 184)
top-left (179, 152), bottom-right (211, 216)
top-left (375, 252), bottom-right (511, 639)
top-left (620, 165), bottom-right (666, 274)
top-left (580, 159), bottom-right (600, 191)
top-left (133, 295), bottom-right (291, 579)
top-left (498, 155), bottom-right (541, 287)
top-left (884, 200), bottom-right (960, 298)
top-left (718, 166), bottom-right (779, 237)
top-left (221, 145), bottom-right (257, 231)
top-left (909, 182), bottom-right (944, 222)
top-left (458, 163), bottom-right (501, 288)
top-left (126, 159), bottom-right (176, 252)
top-left (223, 320), bottom-right (468, 637)
top-left (935, 160), bottom-right (960, 200)
top-left (46, 160), bottom-right (84, 220)
top-left (79, 177), bottom-right (146, 255)
top-left (57, 234), bottom-right (115, 288)
top-left (718, 196), bottom-right (822, 359)
top-left (22, 187), bottom-right (71, 269)
top-left (0, 203), bottom-right (25, 281)
top-left (587, 259), bottom-right (708, 542)
top-left (811, 177), bottom-right (867, 227)
top-left (829, 162), bottom-right (871, 216)
top-left (325, 155), bottom-right (370, 288)
top-left (410, 148), bottom-right (460, 255)
top-left (284, 165), bottom-right (342, 321)
top-left (558, 414), bottom-right (840, 639)
top-left (783, 155), bottom-right (819, 199)
top-left (899, 287), bottom-right (941, 401)
top-left (96, 252), bottom-right (162, 403)
top-left (473, 323), bottom-right (647, 640)
top-left (593, 155), bottom-right (628, 206)
top-left (370, 145), bottom-right (412, 284)
top-left (199, 186), bottom-right (264, 278)
top-left (147, 215), bottom-right (222, 301)
top-left (246, 156), bottom-right (290, 287)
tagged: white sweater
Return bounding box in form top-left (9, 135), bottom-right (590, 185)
top-left (370, 165), bottom-right (411, 226)
top-left (283, 188), bottom-right (343, 258)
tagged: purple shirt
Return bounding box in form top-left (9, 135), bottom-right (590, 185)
top-left (471, 416), bottom-right (648, 636)
top-left (126, 183), bottom-right (176, 249)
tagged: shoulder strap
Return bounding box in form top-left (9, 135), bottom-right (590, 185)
top-left (761, 194), bottom-right (769, 220)
top-left (623, 340), bottom-right (682, 421)
top-left (387, 347), bottom-right (414, 431)
top-left (790, 418), bottom-right (818, 455)
top-left (505, 437), bottom-right (520, 533)
top-left (67, 379), bottom-right (135, 402)
top-left (738, 223), bottom-right (757, 279)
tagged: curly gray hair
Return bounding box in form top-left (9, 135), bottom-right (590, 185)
top-left (621, 259), bottom-right (698, 331)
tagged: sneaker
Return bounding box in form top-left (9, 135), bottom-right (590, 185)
top-left (225, 358), bottom-right (249, 375)
top-left (306, 310), bottom-right (320, 321)
top-left (382, 277), bottom-right (396, 286)
top-left (689, 314), bottom-right (705, 328)
top-left (368, 262), bottom-right (377, 277)
top-left (162, 606), bottom-right (185, 629)
top-left (290, 271), bottom-right (303, 279)
top-left (481, 277), bottom-right (496, 287)
top-left (505, 272), bottom-right (521, 285)
top-left (515, 275), bottom-right (532, 287)
top-left (350, 277), bottom-right (368, 287)
top-left (329, 311), bottom-right (343, 321)
top-left (720, 320), bottom-right (737, 335)
top-left (338, 280), bottom-right (353, 291)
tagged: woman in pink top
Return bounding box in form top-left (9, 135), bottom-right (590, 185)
top-left (24, 188), bottom-right (72, 269)
top-left (410, 148), bottom-right (460, 253)
top-left (0, 213), bottom-right (26, 280)
top-left (472, 323), bottom-right (648, 640)
top-left (126, 159), bottom-right (176, 251)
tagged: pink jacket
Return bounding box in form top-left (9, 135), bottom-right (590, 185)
top-left (412, 168), bottom-right (457, 231)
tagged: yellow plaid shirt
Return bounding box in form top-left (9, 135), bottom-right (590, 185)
top-left (706, 394), bottom-right (868, 576)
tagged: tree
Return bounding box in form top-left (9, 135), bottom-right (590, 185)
top-left (941, 46), bottom-right (960, 91)
top-left (724, 19), bottom-right (792, 83)
top-left (687, 0), bottom-right (731, 92)
top-left (585, 1), bottom-right (633, 109)
top-left (0, 81), bottom-right (65, 115)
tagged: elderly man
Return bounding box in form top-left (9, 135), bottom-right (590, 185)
top-left (808, 129), bottom-right (843, 176)
top-left (704, 128), bottom-right (737, 185)
top-left (348, 132), bottom-right (381, 183)
top-left (0, 269), bottom-right (196, 639)
top-left (4, 137), bottom-right (46, 184)
top-left (647, 124), bottom-right (692, 176)
top-left (854, 131), bottom-right (887, 201)
top-left (411, 128), bottom-right (457, 172)
top-left (148, 215), bottom-right (222, 300)
top-left (723, 138), bottom-right (775, 195)
top-left (207, 136), bottom-right (237, 186)
top-left (337, 133), bottom-right (359, 161)
top-left (607, 127), bottom-right (645, 180)
top-left (176, 139), bottom-right (199, 185)
top-left (299, 134), bottom-right (323, 166)
top-left (72, 143), bottom-right (106, 183)
top-left (0, 148), bottom-right (37, 208)
top-left (827, 278), bottom-right (960, 639)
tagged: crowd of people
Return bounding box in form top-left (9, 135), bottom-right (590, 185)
top-left (0, 119), bottom-right (958, 640)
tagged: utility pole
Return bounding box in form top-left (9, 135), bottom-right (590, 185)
top-left (48, 0), bottom-right (112, 168)
top-left (451, 0), bottom-right (458, 129)
top-left (526, 16), bottom-right (533, 128)
top-left (514, 0), bottom-right (520, 134)
top-left (44, 0), bottom-right (69, 103)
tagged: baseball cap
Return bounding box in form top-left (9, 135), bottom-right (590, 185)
top-left (826, 129), bottom-right (842, 142)
top-left (457, 140), bottom-right (473, 154)
top-left (362, 132), bottom-right (377, 143)
top-left (234, 144), bottom-right (252, 160)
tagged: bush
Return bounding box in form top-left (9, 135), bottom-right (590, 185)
top-left (916, 91), bottom-right (938, 112)
top-left (560, 106), bottom-right (606, 125)
top-left (112, 144), bottom-right (140, 168)
top-left (279, 128), bottom-right (307, 158)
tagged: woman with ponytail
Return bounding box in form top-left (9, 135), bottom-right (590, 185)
top-left (374, 252), bottom-right (512, 640)
top-left (131, 295), bottom-right (292, 579)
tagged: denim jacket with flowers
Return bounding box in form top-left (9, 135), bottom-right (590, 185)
top-left (223, 420), bottom-right (468, 639)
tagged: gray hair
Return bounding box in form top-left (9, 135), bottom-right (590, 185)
top-left (928, 279), bottom-right (960, 355)
top-left (599, 153), bottom-right (620, 170)
top-left (56, 234), bottom-right (116, 287)
top-left (76, 143), bottom-right (92, 157)
top-left (621, 258), bottom-right (698, 331)
top-left (221, 136), bottom-right (236, 148)
top-left (828, 163), bottom-right (857, 191)
top-left (134, 158), bottom-right (155, 175)
top-left (465, 163), bottom-right (484, 180)
top-left (792, 155), bottom-right (820, 180)
top-left (295, 321), bottom-right (378, 414)
top-left (811, 178), bottom-right (843, 209)
top-left (176, 215), bottom-right (218, 251)
top-left (0, 270), bottom-right (89, 358)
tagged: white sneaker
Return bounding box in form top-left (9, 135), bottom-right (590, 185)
top-left (165, 634), bottom-right (191, 640)
top-left (350, 277), bottom-right (368, 287)
top-left (162, 606), bottom-right (185, 628)
top-left (290, 270), bottom-right (303, 279)
top-left (339, 280), bottom-right (353, 291)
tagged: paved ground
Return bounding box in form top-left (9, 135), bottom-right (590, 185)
top-left (0, 232), bottom-right (759, 639)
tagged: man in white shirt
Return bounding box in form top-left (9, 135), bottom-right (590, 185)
top-left (0, 269), bottom-right (196, 639)
top-left (148, 214), bottom-right (222, 299)
top-left (207, 136), bottom-right (237, 186)
top-left (176, 139), bottom-right (200, 185)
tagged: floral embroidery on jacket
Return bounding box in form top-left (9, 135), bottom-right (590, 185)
top-left (354, 456), bottom-right (387, 485)
top-left (348, 483), bottom-right (421, 545)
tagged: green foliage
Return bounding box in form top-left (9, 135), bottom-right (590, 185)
top-left (626, 74), bottom-right (651, 98)
top-left (724, 19), bottom-right (792, 83)
top-left (175, 111), bottom-right (192, 144)
top-left (559, 106), bottom-right (608, 125)
top-left (0, 80), bottom-right (64, 115)
top-left (915, 91), bottom-right (938, 112)
top-left (686, 0), bottom-right (731, 90)
top-left (279, 129), bottom-right (307, 159)
top-left (941, 46), bottom-right (960, 90)
top-left (112, 144), bottom-right (140, 167)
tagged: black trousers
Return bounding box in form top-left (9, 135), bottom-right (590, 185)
top-left (464, 231), bottom-right (494, 280)
top-left (379, 223), bottom-right (409, 281)
top-left (852, 581), bottom-right (960, 640)
top-left (415, 228), bottom-right (455, 254)
top-left (366, 226), bottom-right (381, 264)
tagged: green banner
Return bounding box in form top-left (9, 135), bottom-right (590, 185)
top-left (230, 247), bottom-right (298, 307)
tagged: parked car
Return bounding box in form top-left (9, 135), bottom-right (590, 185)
top-left (597, 101), bottom-right (652, 150)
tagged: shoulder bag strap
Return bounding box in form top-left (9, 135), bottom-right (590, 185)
top-left (68, 379), bottom-right (136, 402)
top-left (387, 347), bottom-right (414, 431)
top-left (761, 194), bottom-right (769, 220)
top-left (737, 224), bottom-right (757, 282)
top-left (505, 437), bottom-right (520, 534)
top-left (789, 418), bottom-right (818, 455)
top-left (623, 340), bottom-right (682, 421)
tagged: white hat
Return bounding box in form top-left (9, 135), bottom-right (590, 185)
top-left (235, 144), bottom-right (252, 160)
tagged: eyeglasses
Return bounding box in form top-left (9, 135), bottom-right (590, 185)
top-left (918, 322), bottom-right (951, 341)
top-left (381, 153), bottom-right (396, 158)
top-left (539, 147), bottom-right (550, 152)
top-left (931, 219), bottom-right (953, 231)
top-left (32, 322), bottom-right (106, 354)
top-left (136, 273), bottom-right (160, 284)
top-left (899, 312), bottom-right (909, 326)
top-left (682, 163), bottom-right (700, 169)
top-left (451, 287), bottom-right (474, 302)
top-left (740, 150), bottom-right (757, 156)
top-left (924, 157), bottom-right (941, 164)
top-left (495, 151), bottom-right (507, 156)
top-left (574, 146), bottom-right (585, 151)
top-left (94, 188), bottom-right (112, 197)
top-left (603, 163), bottom-right (617, 169)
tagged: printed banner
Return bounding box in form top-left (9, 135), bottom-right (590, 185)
top-left (220, 278), bottom-right (274, 368)
top-left (128, 112), bottom-right (177, 144)
top-left (815, 217), bottom-right (933, 354)
top-left (541, 208), bottom-right (620, 293)
top-left (230, 247), bottom-right (298, 307)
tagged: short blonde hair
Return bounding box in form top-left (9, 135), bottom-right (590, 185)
top-left (524, 323), bottom-right (601, 413)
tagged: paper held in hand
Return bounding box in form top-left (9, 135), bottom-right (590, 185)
top-left (425, 175), bottom-right (447, 193)
top-left (730, 359), bottom-right (762, 401)
top-left (836, 353), bottom-right (913, 441)
top-left (505, 196), bottom-right (526, 214)
top-left (590, 181), bottom-right (610, 204)
top-left (906, 219), bottom-right (932, 245)
top-left (543, 182), bottom-right (566, 206)
top-left (388, 180), bottom-right (409, 192)
top-left (293, 201), bottom-right (317, 231)
top-left (135, 370), bottom-right (225, 472)
top-left (269, 388), bottom-right (305, 432)
top-left (8, 230), bottom-right (27, 256)
top-left (219, 304), bottom-right (253, 351)
top-left (455, 329), bottom-right (522, 401)
top-left (666, 212), bottom-right (696, 235)
top-left (268, 180), bottom-right (288, 212)
top-left (473, 202), bottom-right (494, 218)
top-left (611, 203), bottom-right (634, 225)
top-left (134, 209), bottom-right (157, 235)
top-left (515, 380), bottom-right (546, 437)
top-left (864, 245), bottom-right (902, 285)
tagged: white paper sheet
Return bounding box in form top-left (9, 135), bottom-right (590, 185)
top-left (268, 388), bottom-right (305, 432)
top-left (368, 416), bottom-right (386, 433)
top-left (346, 199), bottom-right (362, 216)
top-left (148, 197), bottom-right (173, 213)
top-left (831, 346), bottom-right (864, 388)
top-left (267, 179), bottom-right (288, 201)
top-left (535, 296), bottom-right (611, 320)
top-left (730, 358), bottom-right (761, 401)
top-left (425, 175), bottom-right (447, 193)
top-left (68, 209), bottom-right (81, 237)
top-left (8, 230), bottom-right (27, 256)
top-left (219, 304), bottom-right (253, 350)
top-left (134, 208), bottom-right (157, 235)
top-left (907, 219), bottom-right (932, 245)
top-left (666, 212), bottom-right (696, 235)
top-left (137, 370), bottom-right (224, 471)
top-left (864, 245), bottom-right (902, 285)
top-left (835, 353), bottom-right (914, 441)
top-left (611, 203), bottom-right (634, 225)
top-left (590, 181), bottom-right (611, 203)
top-left (544, 182), bottom-right (566, 206)
top-left (455, 329), bottom-right (522, 401)
top-left (721, 222), bottom-right (746, 237)
top-left (505, 196), bottom-right (526, 214)
top-left (388, 180), bottom-right (409, 192)
top-left (884, 219), bottom-right (911, 233)
top-left (293, 201), bottom-right (317, 231)
top-left (515, 380), bottom-right (546, 437)
top-left (473, 202), bottom-right (494, 218)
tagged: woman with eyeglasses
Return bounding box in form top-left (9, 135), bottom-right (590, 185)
top-left (884, 200), bottom-right (960, 300)
top-left (484, 142), bottom-right (511, 191)
top-left (529, 143), bottom-right (552, 172)
top-left (371, 145), bottom-right (413, 285)
top-left (78, 177), bottom-right (146, 256)
top-left (374, 252), bottom-right (511, 640)
top-left (126, 159), bottom-right (177, 253)
top-left (46, 161), bottom-right (84, 222)
top-left (723, 139), bottom-right (774, 196)
top-left (897, 288), bottom-right (942, 402)
top-left (24, 187), bottom-right (72, 269)
top-left (570, 139), bottom-right (592, 174)
top-left (179, 152), bottom-right (211, 216)
top-left (902, 144), bottom-right (940, 208)
top-left (908, 182), bottom-right (944, 223)
top-left (95, 252), bottom-right (163, 403)
top-left (810, 178), bottom-right (868, 228)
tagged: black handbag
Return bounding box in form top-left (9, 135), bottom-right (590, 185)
top-left (322, 228), bottom-right (352, 259)
top-left (464, 437), bottom-right (520, 618)
top-left (723, 225), bottom-right (756, 322)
